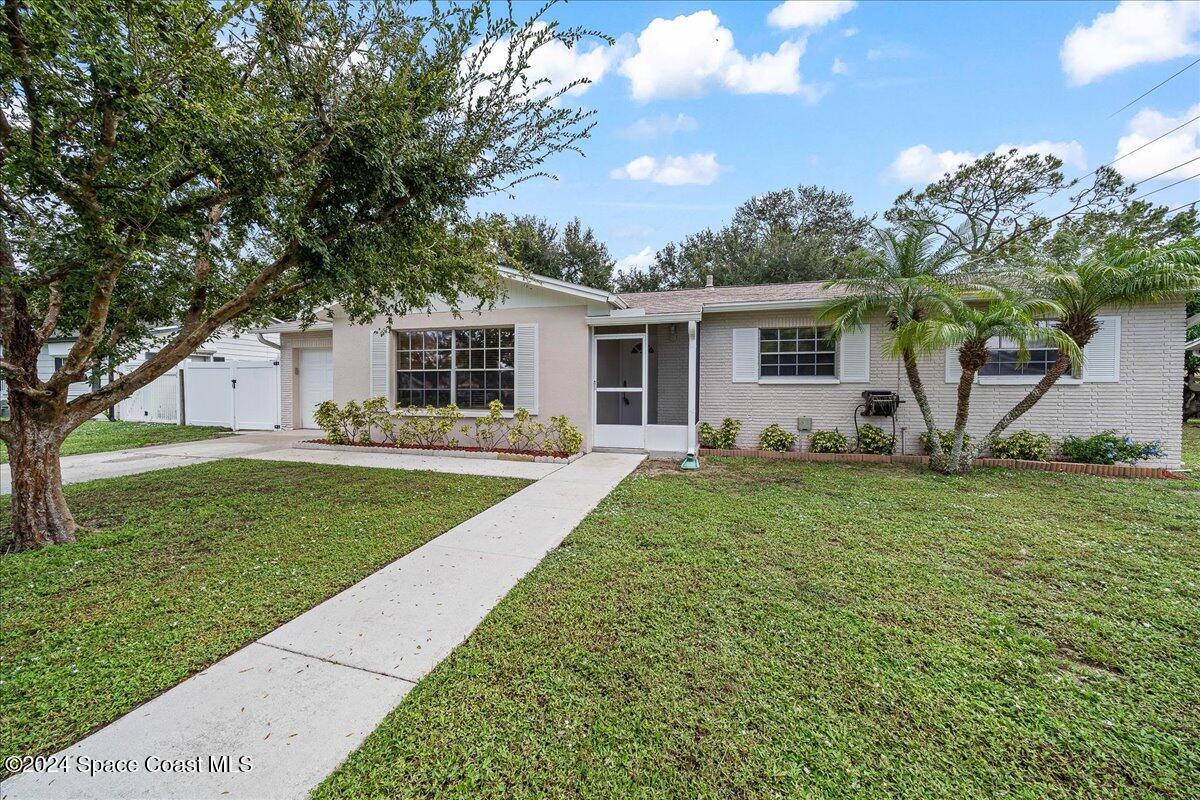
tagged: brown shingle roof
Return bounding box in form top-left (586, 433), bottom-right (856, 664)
top-left (617, 281), bottom-right (846, 314)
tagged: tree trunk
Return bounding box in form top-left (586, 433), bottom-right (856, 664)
top-left (946, 368), bottom-right (977, 474)
top-left (901, 348), bottom-right (947, 470)
top-left (7, 414), bottom-right (77, 550)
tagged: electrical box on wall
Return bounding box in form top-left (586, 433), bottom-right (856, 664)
top-left (796, 416), bottom-right (812, 432)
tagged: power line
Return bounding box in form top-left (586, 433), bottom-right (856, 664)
top-left (1130, 172), bottom-right (1199, 202)
top-left (1108, 56), bottom-right (1200, 118)
top-left (1109, 113), bottom-right (1200, 169)
top-left (1165, 200), bottom-right (1198, 214)
top-left (1131, 155), bottom-right (1200, 186)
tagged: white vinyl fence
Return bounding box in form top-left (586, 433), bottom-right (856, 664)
top-left (116, 360), bottom-right (280, 431)
top-left (116, 369), bottom-right (182, 424)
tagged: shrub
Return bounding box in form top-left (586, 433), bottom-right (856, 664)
top-left (989, 430), bottom-right (1052, 461)
top-left (809, 429), bottom-right (849, 454)
top-left (362, 397), bottom-right (395, 443)
top-left (699, 417), bottom-right (742, 449)
top-left (546, 414), bottom-right (584, 455)
top-left (506, 407), bottom-right (545, 452)
top-left (759, 424), bottom-right (797, 452)
top-left (313, 400), bottom-right (350, 444)
top-left (919, 429), bottom-right (971, 455)
top-left (400, 404), bottom-right (463, 448)
top-left (1059, 431), bottom-right (1164, 465)
top-left (463, 399), bottom-right (506, 451)
top-left (856, 424), bottom-right (895, 455)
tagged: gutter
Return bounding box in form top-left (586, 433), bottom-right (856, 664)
top-left (256, 333), bottom-right (281, 351)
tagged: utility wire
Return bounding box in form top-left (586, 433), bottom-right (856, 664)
top-left (1130, 154), bottom-right (1200, 186)
top-left (1130, 172), bottom-right (1200, 202)
top-left (1109, 113), bottom-right (1200, 169)
top-left (1165, 200), bottom-right (1199, 214)
top-left (1108, 56), bottom-right (1200, 118)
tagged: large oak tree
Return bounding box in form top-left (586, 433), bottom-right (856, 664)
top-left (1, 0), bottom-right (604, 549)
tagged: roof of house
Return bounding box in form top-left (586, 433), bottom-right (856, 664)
top-left (618, 281), bottom-right (846, 314)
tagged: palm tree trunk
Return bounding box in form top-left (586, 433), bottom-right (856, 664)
top-left (945, 368), bottom-right (976, 475)
top-left (979, 351), bottom-right (1073, 455)
top-left (901, 348), bottom-right (946, 469)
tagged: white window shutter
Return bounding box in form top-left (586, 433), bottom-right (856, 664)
top-left (1081, 315), bottom-right (1120, 383)
top-left (370, 328), bottom-right (391, 401)
top-left (731, 328), bottom-right (759, 382)
top-left (839, 325), bottom-right (870, 383)
top-left (515, 323), bottom-right (539, 413)
top-left (945, 347), bottom-right (962, 383)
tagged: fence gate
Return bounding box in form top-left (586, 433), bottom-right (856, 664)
top-left (182, 360), bottom-right (280, 431)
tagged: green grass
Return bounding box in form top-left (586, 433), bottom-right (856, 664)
top-left (318, 459), bottom-right (1200, 800)
top-left (1183, 420), bottom-right (1199, 470)
top-left (0, 460), bottom-right (528, 765)
top-left (0, 419), bottom-right (232, 463)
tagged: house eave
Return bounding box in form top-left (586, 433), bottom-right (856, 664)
top-left (701, 298), bottom-right (832, 313)
top-left (497, 266), bottom-right (627, 308)
top-left (587, 311), bottom-right (703, 326)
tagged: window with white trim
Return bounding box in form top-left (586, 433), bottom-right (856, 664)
top-left (395, 327), bottom-right (515, 409)
top-left (760, 326), bottom-right (836, 377)
top-left (980, 335), bottom-right (1059, 377)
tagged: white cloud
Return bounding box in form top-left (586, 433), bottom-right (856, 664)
top-left (887, 145), bottom-right (976, 184)
top-left (618, 10), bottom-right (820, 102)
top-left (1113, 102), bottom-right (1200, 181)
top-left (997, 140), bottom-right (1088, 170)
top-left (1060, 0), bottom-right (1200, 86)
top-left (841, 26), bottom-right (859, 37)
top-left (767, 1), bottom-right (856, 30)
top-left (617, 113), bottom-right (698, 140)
top-left (609, 153), bottom-right (724, 186)
top-left (474, 23), bottom-right (625, 100)
top-left (886, 141), bottom-right (1088, 184)
top-left (866, 44), bottom-right (916, 61)
top-left (615, 247), bottom-right (656, 275)
top-left (831, 57), bottom-right (849, 75)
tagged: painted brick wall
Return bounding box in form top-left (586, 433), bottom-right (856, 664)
top-left (279, 330), bottom-right (333, 430)
top-left (698, 302), bottom-right (1186, 467)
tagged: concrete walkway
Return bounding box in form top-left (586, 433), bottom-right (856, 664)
top-left (3, 452), bottom-right (644, 800)
top-left (0, 431), bottom-right (557, 494)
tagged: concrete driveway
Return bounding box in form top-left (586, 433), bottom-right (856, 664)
top-left (1, 431), bottom-right (561, 494)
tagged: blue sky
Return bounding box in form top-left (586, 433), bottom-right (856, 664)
top-left (471, 1), bottom-right (1200, 276)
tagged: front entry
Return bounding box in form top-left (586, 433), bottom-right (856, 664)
top-left (593, 333), bottom-right (646, 449)
top-left (297, 348), bottom-right (333, 429)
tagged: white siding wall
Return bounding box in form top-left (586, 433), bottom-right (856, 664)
top-left (279, 330), bottom-right (333, 430)
top-left (698, 302), bottom-right (1186, 467)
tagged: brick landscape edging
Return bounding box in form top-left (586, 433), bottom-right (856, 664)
top-left (699, 448), bottom-right (1176, 479)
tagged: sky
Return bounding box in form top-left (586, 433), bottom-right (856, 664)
top-left (469, 0), bottom-right (1200, 278)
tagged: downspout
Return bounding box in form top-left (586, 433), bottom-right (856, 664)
top-left (256, 333), bottom-right (281, 351)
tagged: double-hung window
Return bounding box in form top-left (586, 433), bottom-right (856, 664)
top-left (760, 326), bottom-right (836, 378)
top-left (395, 327), bottom-right (515, 410)
top-left (980, 334), bottom-right (1059, 378)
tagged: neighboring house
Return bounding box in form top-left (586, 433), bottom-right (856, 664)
top-left (261, 267), bottom-right (1188, 467)
top-left (1, 327), bottom-right (279, 417)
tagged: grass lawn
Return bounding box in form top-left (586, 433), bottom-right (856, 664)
top-left (1183, 420), bottom-right (1199, 469)
top-left (318, 459), bottom-right (1200, 800)
top-left (0, 419), bottom-right (232, 463)
top-left (0, 459), bottom-right (528, 765)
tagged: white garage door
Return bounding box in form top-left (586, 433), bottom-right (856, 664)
top-left (298, 348), bottom-right (333, 429)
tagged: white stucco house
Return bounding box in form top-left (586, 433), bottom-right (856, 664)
top-left (259, 267), bottom-right (1189, 467)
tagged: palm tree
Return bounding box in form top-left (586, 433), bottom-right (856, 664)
top-left (894, 291), bottom-right (1080, 473)
top-left (822, 224), bottom-right (971, 468)
top-left (983, 236), bottom-right (1200, 449)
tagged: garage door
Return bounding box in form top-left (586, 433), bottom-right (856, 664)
top-left (298, 348), bottom-right (333, 429)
